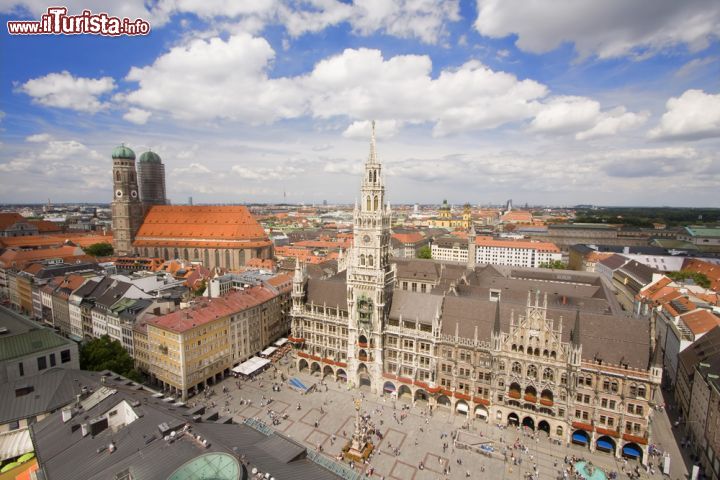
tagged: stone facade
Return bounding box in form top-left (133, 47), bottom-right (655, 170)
top-left (290, 125), bottom-right (661, 465)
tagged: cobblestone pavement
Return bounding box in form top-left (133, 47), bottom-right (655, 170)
top-left (190, 360), bottom-right (680, 480)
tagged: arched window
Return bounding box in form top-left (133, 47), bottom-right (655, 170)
top-left (368, 255), bottom-right (374, 266)
top-left (527, 364), bottom-right (538, 379)
top-left (204, 249), bottom-right (210, 267)
top-left (225, 249), bottom-right (231, 268)
top-left (366, 196), bottom-right (371, 211)
top-left (163, 248), bottom-right (169, 259)
top-left (550, 351), bottom-right (557, 359)
top-left (369, 171), bottom-right (373, 182)
top-left (512, 362), bottom-right (522, 375)
top-left (534, 348), bottom-right (540, 356)
top-left (512, 344), bottom-right (517, 351)
top-left (637, 385), bottom-right (646, 398)
top-left (173, 248), bottom-right (179, 259)
top-left (610, 380), bottom-right (619, 393)
top-left (115, 171), bottom-right (120, 181)
top-left (183, 248), bottom-right (189, 259)
top-left (214, 249), bottom-right (220, 267)
top-left (543, 368), bottom-right (554, 382)
top-left (518, 345), bottom-right (524, 353)
top-left (556, 426), bottom-right (563, 436)
top-left (373, 195), bottom-right (379, 211)
top-left (360, 254), bottom-right (365, 266)
top-left (543, 349), bottom-right (549, 357)
top-left (194, 248), bottom-right (199, 259)
top-left (498, 361), bottom-right (506, 372)
top-left (560, 373), bottom-right (568, 385)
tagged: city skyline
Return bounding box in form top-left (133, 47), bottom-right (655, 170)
top-left (1, 0), bottom-right (719, 206)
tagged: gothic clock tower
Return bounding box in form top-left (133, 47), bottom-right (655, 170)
top-left (346, 122), bottom-right (395, 392)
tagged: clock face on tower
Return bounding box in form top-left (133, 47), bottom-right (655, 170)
top-left (362, 234), bottom-right (371, 244)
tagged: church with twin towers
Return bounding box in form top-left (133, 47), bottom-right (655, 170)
top-left (290, 122), bottom-right (661, 464)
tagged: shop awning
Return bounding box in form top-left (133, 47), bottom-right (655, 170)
top-left (260, 346), bottom-right (278, 357)
top-left (475, 407), bottom-right (488, 418)
top-left (456, 402), bottom-right (469, 413)
top-left (274, 338), bottom-right (288, 347)
top-left (232, 357), bottom-right (271, 376)
top-left (597, 439), bottom-right (614, 451)
top-left (572, 432), bottom-right (589, 445)
top-left (0, 429), bottom-right (33, 461)
top-left (622, 444), bottom-right (641, 458)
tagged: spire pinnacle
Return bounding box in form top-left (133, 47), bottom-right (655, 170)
top-left (572, 309), bottom-right (581, 346)
top-left (369, 120), bottom-right (377, 164)
top-left (493, 300), bottom-right (501, 334)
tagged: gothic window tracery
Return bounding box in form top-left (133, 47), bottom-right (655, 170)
top-left (543, 368), bottom-right (554, 382)
top-left (511, 362), bottom-right (522, 375)
top-left (527, 364), bottom-right (538, 379)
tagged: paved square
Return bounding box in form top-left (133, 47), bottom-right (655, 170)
top-left (190, 360), bottom-right (679, 480)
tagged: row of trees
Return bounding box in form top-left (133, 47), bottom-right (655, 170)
top-left (80, 335), bottom-right (142, 382)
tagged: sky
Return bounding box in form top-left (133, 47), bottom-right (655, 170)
top-left (0, 0), bottom-right (719, 207)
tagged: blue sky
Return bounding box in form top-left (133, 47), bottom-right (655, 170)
top-left (1, 0), bottom-right (719, 206)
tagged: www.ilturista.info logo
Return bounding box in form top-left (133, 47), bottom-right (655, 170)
top-left (7, 7), bottom-right (151, 35)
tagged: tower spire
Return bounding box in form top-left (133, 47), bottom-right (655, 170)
top-left (493, 300), bottom-right (501, 335)
top-left (572, 309), bottom-right (581, 346)
top-left (369, 120), bottom-right (377, 164)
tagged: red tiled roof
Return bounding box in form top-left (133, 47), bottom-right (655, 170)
top-left (500, 211), bottom-right (533, 223)
top-left (27, 219), bottom-right (63, 233)
top-left (0, 245), bottom-right (86, 268)
top-left (147, 286), bottom-right (277, 333)
top-left (681, 259), bottom-right (720, 291)
top-left (134, 206), bottom-right (269, 247)
top-left (0, 212), bottom-right (26, 230)
top-left (681, 309), bottom-right (720, 336)
top-left (392, 232), bottom-right (425, 244)
top-left (475, 237), bottom-right (560, 252)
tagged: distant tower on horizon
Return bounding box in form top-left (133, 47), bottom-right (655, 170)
top-left (111, 145), bottom-right (144, 255)
top-left (505, 199), bottom-right (513, 214)
top-left (137, 150), bottom-right (167, 210)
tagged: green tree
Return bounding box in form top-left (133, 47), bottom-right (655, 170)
top-left (417, 245), bottom-right (432, 259)
top-left (539, 260), bottom-right (568, 270)
top-left (83, 242), bottom-right (114, 257)
top-left (80, 335), bottom-right (140, 381)
top-left (667, 270), bottom-right (711, 289)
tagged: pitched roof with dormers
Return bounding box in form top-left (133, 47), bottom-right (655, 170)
top-left (133, 206), bottom-right (270, 249)
top-left (148, 286), bottom-right (277, 333)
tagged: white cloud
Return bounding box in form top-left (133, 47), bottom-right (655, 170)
top-left (231, 163), bottom-right (305, 180)
top-left (675, 56), bottom-right (718, 77)
top-left (529, 97), bottom-right (648, 139)
top-left (172, 162), bottom-right (212, 175)
top-left (343, 120), bottom-right (400, 139)
top-left (1, 0), bottom-right (171, 26)
top-left (576, 108), bottom-right (649, 140)
top-left (587, 147), bottom-right (703, 178)
top-left (124, 33), bottom-right (305, 122)
top-left (122, 37), bottom-right (644, 139)
top-left (529, 96), bottom-right (600, 134)
top-left (123, 108), bottom-right (152, 125)
top-left (18, 71), bottom-right (115, 113)
top-left (649, 89), bottom-right (720, 141)
top-left (25, 133), bottom-right (52, 143)
top-left (304, 50), bottom-right (547, 136)
top-left (475, 0), bottom-right (720, 59)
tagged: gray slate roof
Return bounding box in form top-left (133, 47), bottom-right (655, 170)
top-left (29, 371), bottom-right (343, 480)
top-left (0, 306), bottom-right (75, 362)
top-left (0, 368), bottom-right (101, 424)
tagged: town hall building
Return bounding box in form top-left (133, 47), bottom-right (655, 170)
top-left (290, 123), bottom-right (661, 465)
